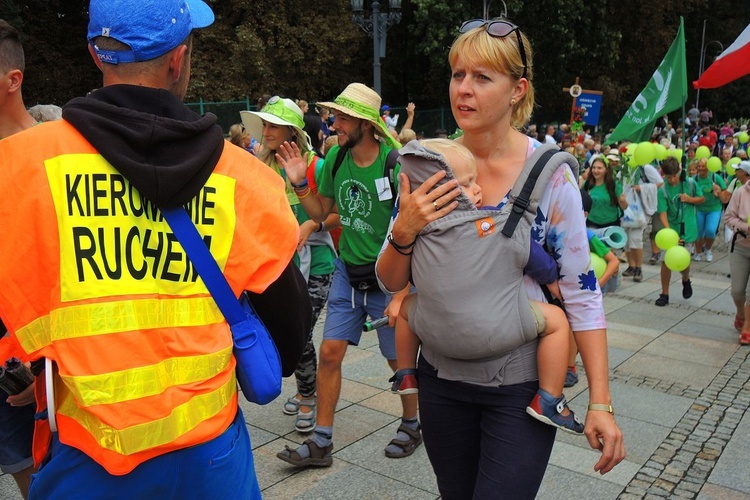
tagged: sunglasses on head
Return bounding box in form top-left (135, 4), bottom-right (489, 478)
top-left (459, 19), bottom-right (527, 79)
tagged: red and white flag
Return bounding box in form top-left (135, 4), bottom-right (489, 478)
top-left (694, 24), bottom-right (750, 89)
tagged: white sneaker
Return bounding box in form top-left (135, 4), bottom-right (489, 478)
top-left (705, 250), bottom-right (713, 262)
top-left (693, 253), bottom-right (702, 262)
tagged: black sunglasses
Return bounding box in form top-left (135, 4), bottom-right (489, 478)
top-left (459, 19), bottom-right (527, 79)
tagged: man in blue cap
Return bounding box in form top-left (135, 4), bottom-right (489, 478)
top-left (0, 1), bottom-right (309, 498)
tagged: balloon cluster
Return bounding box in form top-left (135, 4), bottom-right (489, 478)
top-left (624, 141), bottom-right (682, 168)
top-left (654, 228), bottom-right (690, 271)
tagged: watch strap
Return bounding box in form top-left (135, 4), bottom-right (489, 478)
top-left (588, 403), bottom-right (614, 415)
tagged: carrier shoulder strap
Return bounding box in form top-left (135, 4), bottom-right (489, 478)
top-left (501, 144), bottom-right (578, 237)
top-left (331, 146), bottom-right (400, 199)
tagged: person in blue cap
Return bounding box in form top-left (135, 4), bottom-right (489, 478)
top-left (381, 104), bottom-right (399, 130)
top-left (0, 0), bottom-right (310, 498)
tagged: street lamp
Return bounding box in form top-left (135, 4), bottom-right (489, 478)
top-left (695, 22), bottom-right (724, 110)
top-left (350, 0), bottom-right (402, 95)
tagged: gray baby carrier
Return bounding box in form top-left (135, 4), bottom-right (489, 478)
top-left (398, 141), bottom-right (578, 383)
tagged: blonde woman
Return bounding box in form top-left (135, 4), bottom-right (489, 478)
top-left (376, 19), bottom-right (624, 497)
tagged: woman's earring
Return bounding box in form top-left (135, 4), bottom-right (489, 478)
top-left (510, 98), bottom-right (517, 105)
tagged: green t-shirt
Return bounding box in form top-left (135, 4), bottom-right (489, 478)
top-left (692, 173), bottom-right (726, 213)
top-left (318, 144), bottom-right (399, 265)
top-left (657, 181), bottom-right (698, 243)
top-left (589, 233), bottom-right (611, 258)
top-left (586, 182), bottom-right (623, 226)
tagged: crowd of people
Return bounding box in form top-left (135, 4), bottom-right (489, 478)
top-left (14, 1), bottom-right (750, 497)
top-left (538, 114), bottom-right (750, 342)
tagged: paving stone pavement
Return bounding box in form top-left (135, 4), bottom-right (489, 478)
top-left (1, 240), bottom-right (749, 499)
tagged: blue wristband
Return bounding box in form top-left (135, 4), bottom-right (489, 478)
top-left (291, 178), bottom-right (308, 189)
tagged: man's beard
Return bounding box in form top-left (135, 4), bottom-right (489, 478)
top-left (339, 122), bottom-right (364, 149)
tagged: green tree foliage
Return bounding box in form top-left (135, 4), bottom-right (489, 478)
top-left (6, 0), bottom-right (750, 130)
top-left (191, 0), bottom-right (371, 102)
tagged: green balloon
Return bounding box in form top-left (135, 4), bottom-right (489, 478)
top-left (670, 148), bottom-right (683, 163)
top-left (696, 145), bottom-right (711, 159)
top-left (654, 144), bottom-right (667, 161)
top-left (634, 141), bottom-right (656, 165)
top-left (707, 156), bottom-right (722, 173)
top-left (664, 245), bottom-right (691, 272)
top-left (740, 131), bottom-right (749, 144)
top-left (590, 253), bottom-right (606, 279)
top-left (655, 228), bottom-right (680, 250)
top-left (727, 164), bottom-right (737, 176)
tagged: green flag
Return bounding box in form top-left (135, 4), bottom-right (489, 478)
top-left (606, 17), bottom-right (687, 145)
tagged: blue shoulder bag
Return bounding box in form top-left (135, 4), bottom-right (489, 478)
top-left (161, 207), bottom-right (282, 405)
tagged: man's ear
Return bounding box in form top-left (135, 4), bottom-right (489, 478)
top-left (5, 69), bottom-right (23, 94)
top-left (168, 44), bottom-right (188, 82)
top-left (87, 44), bottom-right (105, 71)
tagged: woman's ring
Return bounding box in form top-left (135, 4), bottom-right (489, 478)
top-left (433, 201), bottom-right (439, 211)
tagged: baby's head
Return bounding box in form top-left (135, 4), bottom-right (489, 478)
top-left (420, 138), bottom-right (482, 207)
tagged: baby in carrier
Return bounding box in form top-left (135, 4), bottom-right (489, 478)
top-left (390, 139), bottom-right (583, 434)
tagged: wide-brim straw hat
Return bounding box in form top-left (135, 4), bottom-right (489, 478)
top-left (240, 96), bottom-right (311, 150)
top-left (317, 83), bottom-right (401, 150)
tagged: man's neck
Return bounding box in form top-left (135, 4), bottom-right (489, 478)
top-left (0, 98), bottom-right (35, 140)
top-left (350, 137), bottom-right (382, 167)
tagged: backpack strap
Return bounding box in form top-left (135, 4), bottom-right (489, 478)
top-left (501, 144), bottom-right (578, 237)
top-left (331, 146), bottom-right (349, 183)
top-left (639, 166), bottom-right (650, 184)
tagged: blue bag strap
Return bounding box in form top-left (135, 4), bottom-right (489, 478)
top-left (161, 206), bottom-right (245, 326)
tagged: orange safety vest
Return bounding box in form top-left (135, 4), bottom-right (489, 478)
top-left (0, 121), bottom-right (298, 475)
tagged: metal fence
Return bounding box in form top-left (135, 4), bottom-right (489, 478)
top-left (185, 99), bottom-right (459, 139)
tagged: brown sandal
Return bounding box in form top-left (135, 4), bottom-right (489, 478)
top-left (277, 439), bottom-right (333, 467)
top-left (384, 423), bottom-right (422, 458)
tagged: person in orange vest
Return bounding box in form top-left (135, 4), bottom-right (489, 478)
top-left (0, 1), bottom-right (310, 498)
top-left (0, 18), bottom-right (38, 499)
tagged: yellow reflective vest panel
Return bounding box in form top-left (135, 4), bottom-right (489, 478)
top-left (0, 120), bottom-right (299, 474)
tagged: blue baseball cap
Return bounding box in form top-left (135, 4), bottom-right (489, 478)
top-left (88, 0), bottom-right (214, 65)
top-left (381, 105), bottom-right (390, 113)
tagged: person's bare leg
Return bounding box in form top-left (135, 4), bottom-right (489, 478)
top-left (631, 247), bottom-right (644, 269)
top-left (395, 294), bottom-right (419, 371)
top-left (695, 237), bottom-right (704, 255)
top-left (316, 339), bottom-right (348, 427)
top-left (534, 302), bottom-right (571, 415)
top-left (743, 303), bottom-right (750, 333)
top-left (661, 262), bottom-right (671, 295)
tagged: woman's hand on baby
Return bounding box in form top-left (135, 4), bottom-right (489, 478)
top-left (391, 171), bottom-right (460, 243)
top-left (276, 141), bottom-right (307, 185)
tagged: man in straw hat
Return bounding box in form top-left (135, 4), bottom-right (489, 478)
top-left (0, 0), bottom-right (310, 496)
top-left (276, 83), bottom-right (421, 468)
